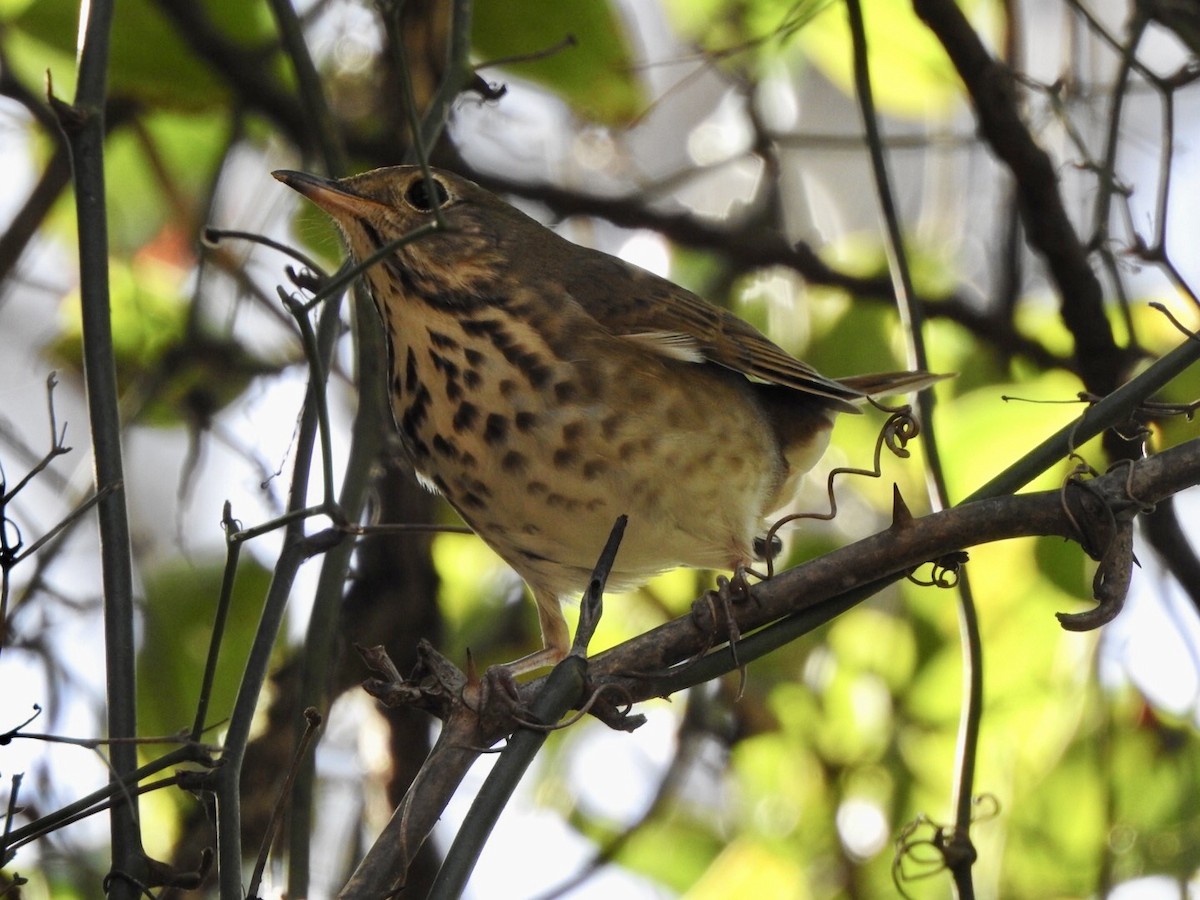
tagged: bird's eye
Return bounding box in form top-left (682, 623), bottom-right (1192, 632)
top-left (403, 175), bottom-right (450, 213)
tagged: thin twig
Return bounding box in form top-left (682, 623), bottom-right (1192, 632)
top-left (247, 708), bottom-right (323, 899)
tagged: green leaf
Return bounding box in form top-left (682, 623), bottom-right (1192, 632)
top-left (472, 0), bottom-right (644, 124)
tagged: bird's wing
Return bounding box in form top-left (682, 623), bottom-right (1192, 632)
top-left (563, 253), bottom-right (865, 409)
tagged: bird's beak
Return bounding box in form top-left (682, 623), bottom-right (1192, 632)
top-left (272, 169), bottom-right (386, 219)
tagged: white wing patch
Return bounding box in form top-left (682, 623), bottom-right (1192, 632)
top-left (620, 331), bottom-right (706, 363)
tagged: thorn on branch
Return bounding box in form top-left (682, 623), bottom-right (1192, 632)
top-left (761, 406), bottom-right (923, 577)
top-left (891, 485), bottom-right (914, 530)
top-left (45, 71), bottom-right (88, 132)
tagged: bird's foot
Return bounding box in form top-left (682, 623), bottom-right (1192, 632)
top-left (690, 565), bottom-right (760, 669)
top-left (463, 645), bottom-right (567, 717)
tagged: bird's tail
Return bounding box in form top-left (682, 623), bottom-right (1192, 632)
top-left (837, 370), bottom-right (951, 398)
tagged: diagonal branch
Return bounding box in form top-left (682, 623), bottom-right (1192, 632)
top-left (588, 437), bottom-right (1200, 694)
top-left (911, 0), bottom-right (1128, 398)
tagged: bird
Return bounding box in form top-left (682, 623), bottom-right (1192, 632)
top-left (273, 165), bottom-right (939, 675)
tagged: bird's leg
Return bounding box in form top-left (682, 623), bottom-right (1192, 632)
top-left (534, 587), bottom-right (571, 659)
top-left (478, 588), bottom-right (570, 692)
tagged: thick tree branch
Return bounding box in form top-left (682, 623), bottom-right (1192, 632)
top-left (911, 0), bottom-right (1130, 398)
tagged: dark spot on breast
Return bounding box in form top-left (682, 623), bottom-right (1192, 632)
top-left (428, 329), bottom-right (459, 350)
top-left (521, 523), bottom-right (541, 535)
top-left (517, 545), bottom-right (552, 562)
top-left (527, 480), bottom-right (548, 496)
top-left (553, 381), bottom-right (577, 402)
top-left (617, 440), bottom-right (636, 461)
top-left (462, 476), bottom-right (491, 498)
top-left (515, 411), bottom-right (538, 432)
top-left (400, 414), bottom-right (431, 459)
top-left (464, 347), bottom-right (485, 367)
top-left (582, 460), bottom-right (607, 480)
top-left (463, 369), bottom-right (482, 389)
top-left (486, 324), bottom-right (513, 350)
top-left (428, 350), bottom-right (459, 380)
top-left (501, 450), bottom-right (527, 473)
top-left (546, 492), bottom-right (579, 511)
top-left (484, 414), bottom-right (508, 444)
top-left (561, 422), bottom-right (585, 444)
top-left (405, 349), bottom-right (418, 391)
top-left (453, 401), bottom-right (479, 432)
top-left (469, 321), bottom-right (552, 389)
top-left (553, 447), bottom-right (577, 469)
top-left (524, 358), bottom-right (552, 388)
top-left (431, 474), bottom-right (449, 493)
top-left (402, 386), bottom-right (431, 431)
top-left (585, 498), bottom-right (606, 511)
top-left (600, 413), bottom-right (622, 439)
top-left (461, 451), bottom-right (477, 468)
top-left (665, 405), bottom-right (690, 428)
top-left (461, 317), bottom-right (503, 338)
top-left (445, 380), bottom-right (462, 401)
top-left (362, 221), bottom-right (385, 250)
top-left (499, 379), bottom-right (518, 398)
top-left (460, 491), bottom-right (487, 510)
top-left (432, 434), bottom-right (459, 459)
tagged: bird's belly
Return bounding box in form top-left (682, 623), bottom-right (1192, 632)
top-left (392, 332), bottom-right (784, 598)
top-left (471, 403), bottom-right (779, 596)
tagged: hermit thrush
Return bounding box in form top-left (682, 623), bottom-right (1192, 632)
top-left (274, 165), bottom-right (937, 673)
